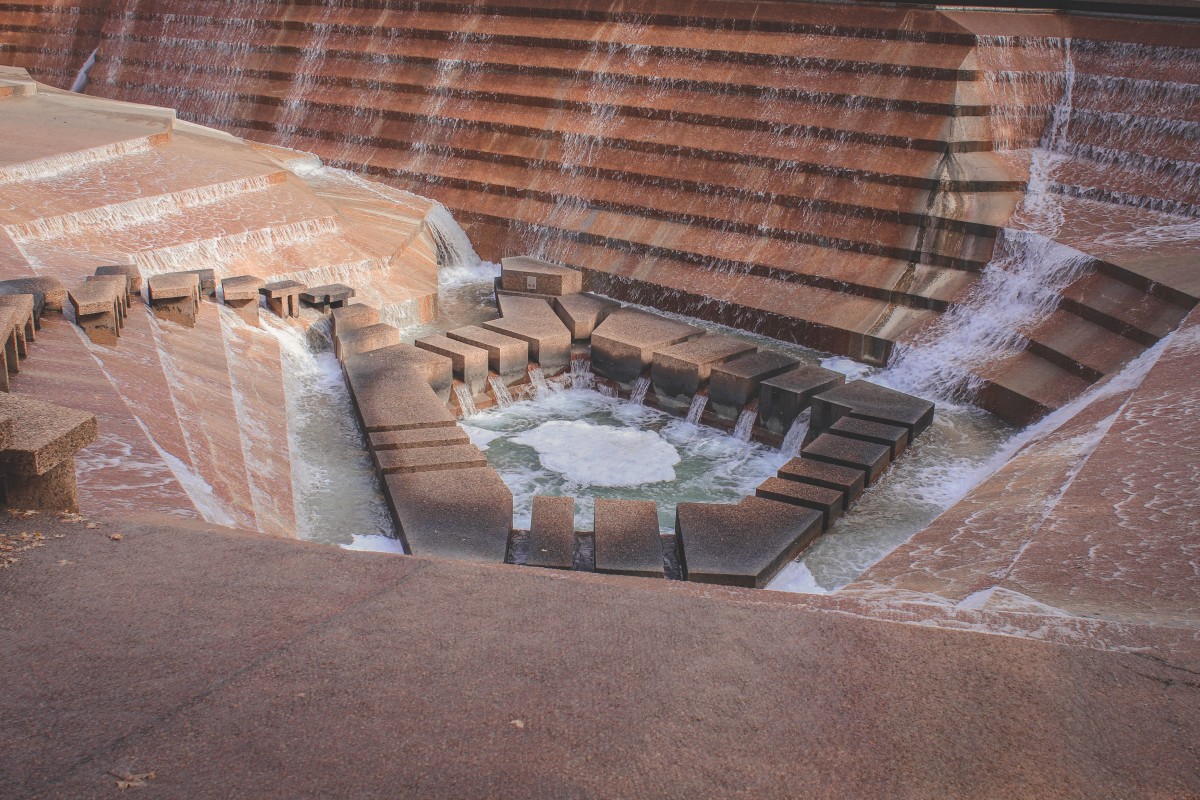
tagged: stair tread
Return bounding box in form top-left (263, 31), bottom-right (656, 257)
top-left (976, 349), bottom-right (1093, 412)
top-left (1061, 271), bottom-right (1191, 341)
top-left (1024, 309), bottom-right (1146, 378)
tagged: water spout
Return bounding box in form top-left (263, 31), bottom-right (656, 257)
top-left (454, 384), bottom-right (478, 418)
top-left (489, 375), bottom-right (514, 408)
top-left (733, 408), bottom-right (757, 442)
top-left (629, 376), bottom-right (651, 405)
top-left (569, 355), bottom-right (594, 390)
top-left (529, 367), bottom-right (549, 397)
top-left (781, 417), bottom-right (807, 457)
top-left (685, 394), bottom-right (708, 425)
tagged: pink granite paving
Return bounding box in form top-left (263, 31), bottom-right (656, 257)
top-left (0, 512), bottom-right (1196, 799)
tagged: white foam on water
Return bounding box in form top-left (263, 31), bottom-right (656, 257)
top-left (512, 420), bottom-right (680, 487)
top-left (341, 534), bottom-right (407, 554)
top-left (460, 424), bottom-right (504, 451)
top-left (769, 561), bottom-right (828, 595)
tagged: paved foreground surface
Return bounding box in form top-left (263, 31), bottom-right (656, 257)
top-left (2, 512), bottom-right (1198, 799)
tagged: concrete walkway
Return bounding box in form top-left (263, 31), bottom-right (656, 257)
top-left (2, 511), bottom-right (1198, 799)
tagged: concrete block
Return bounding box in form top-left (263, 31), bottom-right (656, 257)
top-left (369, 427), bottom-right (470, 451)
top-left (708, 350), bottom-right (800, 419)
top-left (758, 366), bottom-right (845, 435)
top-left (0, 294), bottom-right (36, 354)
top-left (301, 283), bottom-right (356, 311)
top-left (528, 495), bottom-right (576, 570)
top-left (593, 498), bottom-right (663, 578)
top-left (147, 272), bottom-right (199, 328)
top-left (383, 467), bottom-right (513, 563)
top-left (500, 256), bottom-right (583, 296)
top-left (330, 304), bottom-right (380, 338)
top-left (181, 268), bottom-right (216, 297)
top-left (446, 325), bottom-right (529, 383)
top-left (777, 458), bottom-right (866, 509)
top-left (95, 264), bottom-right (142, 293)
top-left (69, 281), bottom-right (122, 345)
top-left (0, 393), bottom-right (97, 512)
top-left (829, 417), bottom-right (910, 459)
top-left (374, 444), bottom-right (487, 475)
top-left (342, 344), bottom-right (456, 432)
top-left (651, 334), bottom-right (756, 403)
top-left (336, 323), bottom-right (400, 361)
top-left (553, 292), bottom-right (620, 340)
top-left (590, 308), bottom-right (704, 384)
top-left (88, 272), bottom-right (131, 310)
top-left (676, 497), bottom-right (823, 588)
top-left (482, 295), bottom-right (572, 371)
top-left (809, 380), bottom-right (935, 441)
top-left (0, 276), bottom-right (66, 313)
top-left (800, 433), bottom-right (891, 486)
top-left (415, 335), bottom-right (490, 395)
top-left (755, 477), bottom-right (844, 530)
top-left (220, 275), bottom-right (264, 326)
top-left (260, 280), bottom-right (306, 318)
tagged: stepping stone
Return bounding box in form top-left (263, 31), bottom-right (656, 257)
top-left (301, 283), bottom-right (356, 311)
top-left (0, 294), bottom-right (36, 354)
top-left (528, 495), bottom-right (576, 570)
top-left (0, 393), bottom-right (98, 512)
top-left (0, 276), bottom-right (66, 313)
top-left (809, 380), bottom-right (935, 441)
top-left (829, 417), bottom-right (910, 459)
top-left (483, 295), bottom-right (572, 371)
top-left (651, 334), bottom-right (756, 402)
top-left (552, 292), bottom-right (620, 340)
top-left (593, 498), bottom-right (663, 578)
top-left (707, 350), bottom-right (800, 419)
top-left (777, 458), bottom-right (866, 509)
top-left (590, 308), bottom-right (704, 384)
top-left (84, 275), bottom-right (129, 318)
top-left (0, 308), bottom-right (18, 388)
top-left (374, 443), bottom-right (487, 475)
top-left (68, 280), bottom-right (123, 345)
top-left (220, 275), bottom-right (264, 326)
top-left (446, 325), bottom-right (529, 383)
top-left (676, 497), bottom-right (823, 588)
top-left (801, 433), bottom-right (891, 486)
top-left (755, 477), bottom-right (844, 530)
top-left (330, 304), bottom-right (379, 338)
top-left (383, 466), bottom-right (513, 563)
top-left (95, 264), bottom-right (142, 293)
top-left (180, 268), bottom-right (217, 297)
top-left (259, 280), bottom-right (306, 319)
top-left (147, 272), bottom-right (200, 328)
top-left (342, 344), bottom-right (456, 432)
top-left (415, 335), bottom-right (490, 395)
top-left (758, 365), bottom-right (845, 435)
top-left (500, 256), bottom-right (583, 296)
top-left (369, 427), bottom-right (470, 451)
top-left (335, 322), bottom-right (400, 361)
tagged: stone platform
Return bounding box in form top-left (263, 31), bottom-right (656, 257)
top-left (2, 511), bottom-right (1196, 799)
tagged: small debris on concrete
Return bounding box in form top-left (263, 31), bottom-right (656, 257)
top-left (108, 770), bottom-right (155, 790)
top-left (0, 529), bottom-right (44, 568)
top-left (510, 719), bottom-right (525, 730)
top-left (109, 533), bottom-right (123, 541)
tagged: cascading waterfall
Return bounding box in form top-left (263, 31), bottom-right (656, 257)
top-left (568, 355), bottom-right (595, 391)
top-left (883, 38), bottom-right (1089, 402)
top-left (454, 384), bottom-right (478, 418)
top-left (733, 408), bottom-right (757, 442)
top-left (529, 367), bottom-right (550, 397)
top-left (685, 394), bottom-right (708, 425)
top-left (489, 375), bottom-right (515, 407)
top-left (780, 417), bottom-right (808, 457)
top-left (597, 384), bottom-right (618, 398)
top-left (69, 48), bottom-right (97, 93)
top-left (629, 376), bottom-right (651, 405)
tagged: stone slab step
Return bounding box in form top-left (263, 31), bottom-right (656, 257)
top-left (593, 498), bottom-right (663, 579)
top-left (676, 496), bottom-right (824, 588)
top-left (382, 466), bottom-right (512, 562)
top-left (1023, 308), bottom-right (1147, 383)
top-left (777, 457), bottom-right (867, 510)
top-left (800, 433), bottom-right (891, 486)
top-left (527, 495), bottom-right (576, 570)
top-left (974, 350), bottom-right (1094, 426)
top-left (1059, 271), bottom-right (1190, 347)
top-left (755, 477), bottom-right (844, 530)
top-left (374, 443), bottom-right (488, 475)
top-left (369, 426), bottom-right (471, 451)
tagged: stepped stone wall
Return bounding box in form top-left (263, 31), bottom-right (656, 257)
top-left (4, 0), bottom-right (1194, 422)
top-left (0, 68), bottom-right (443, 532)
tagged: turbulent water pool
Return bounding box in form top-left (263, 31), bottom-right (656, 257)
top-left (377, 262), bottom-right (1016, 591)
top-left (273, 257), bottom-right (1015, 592)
